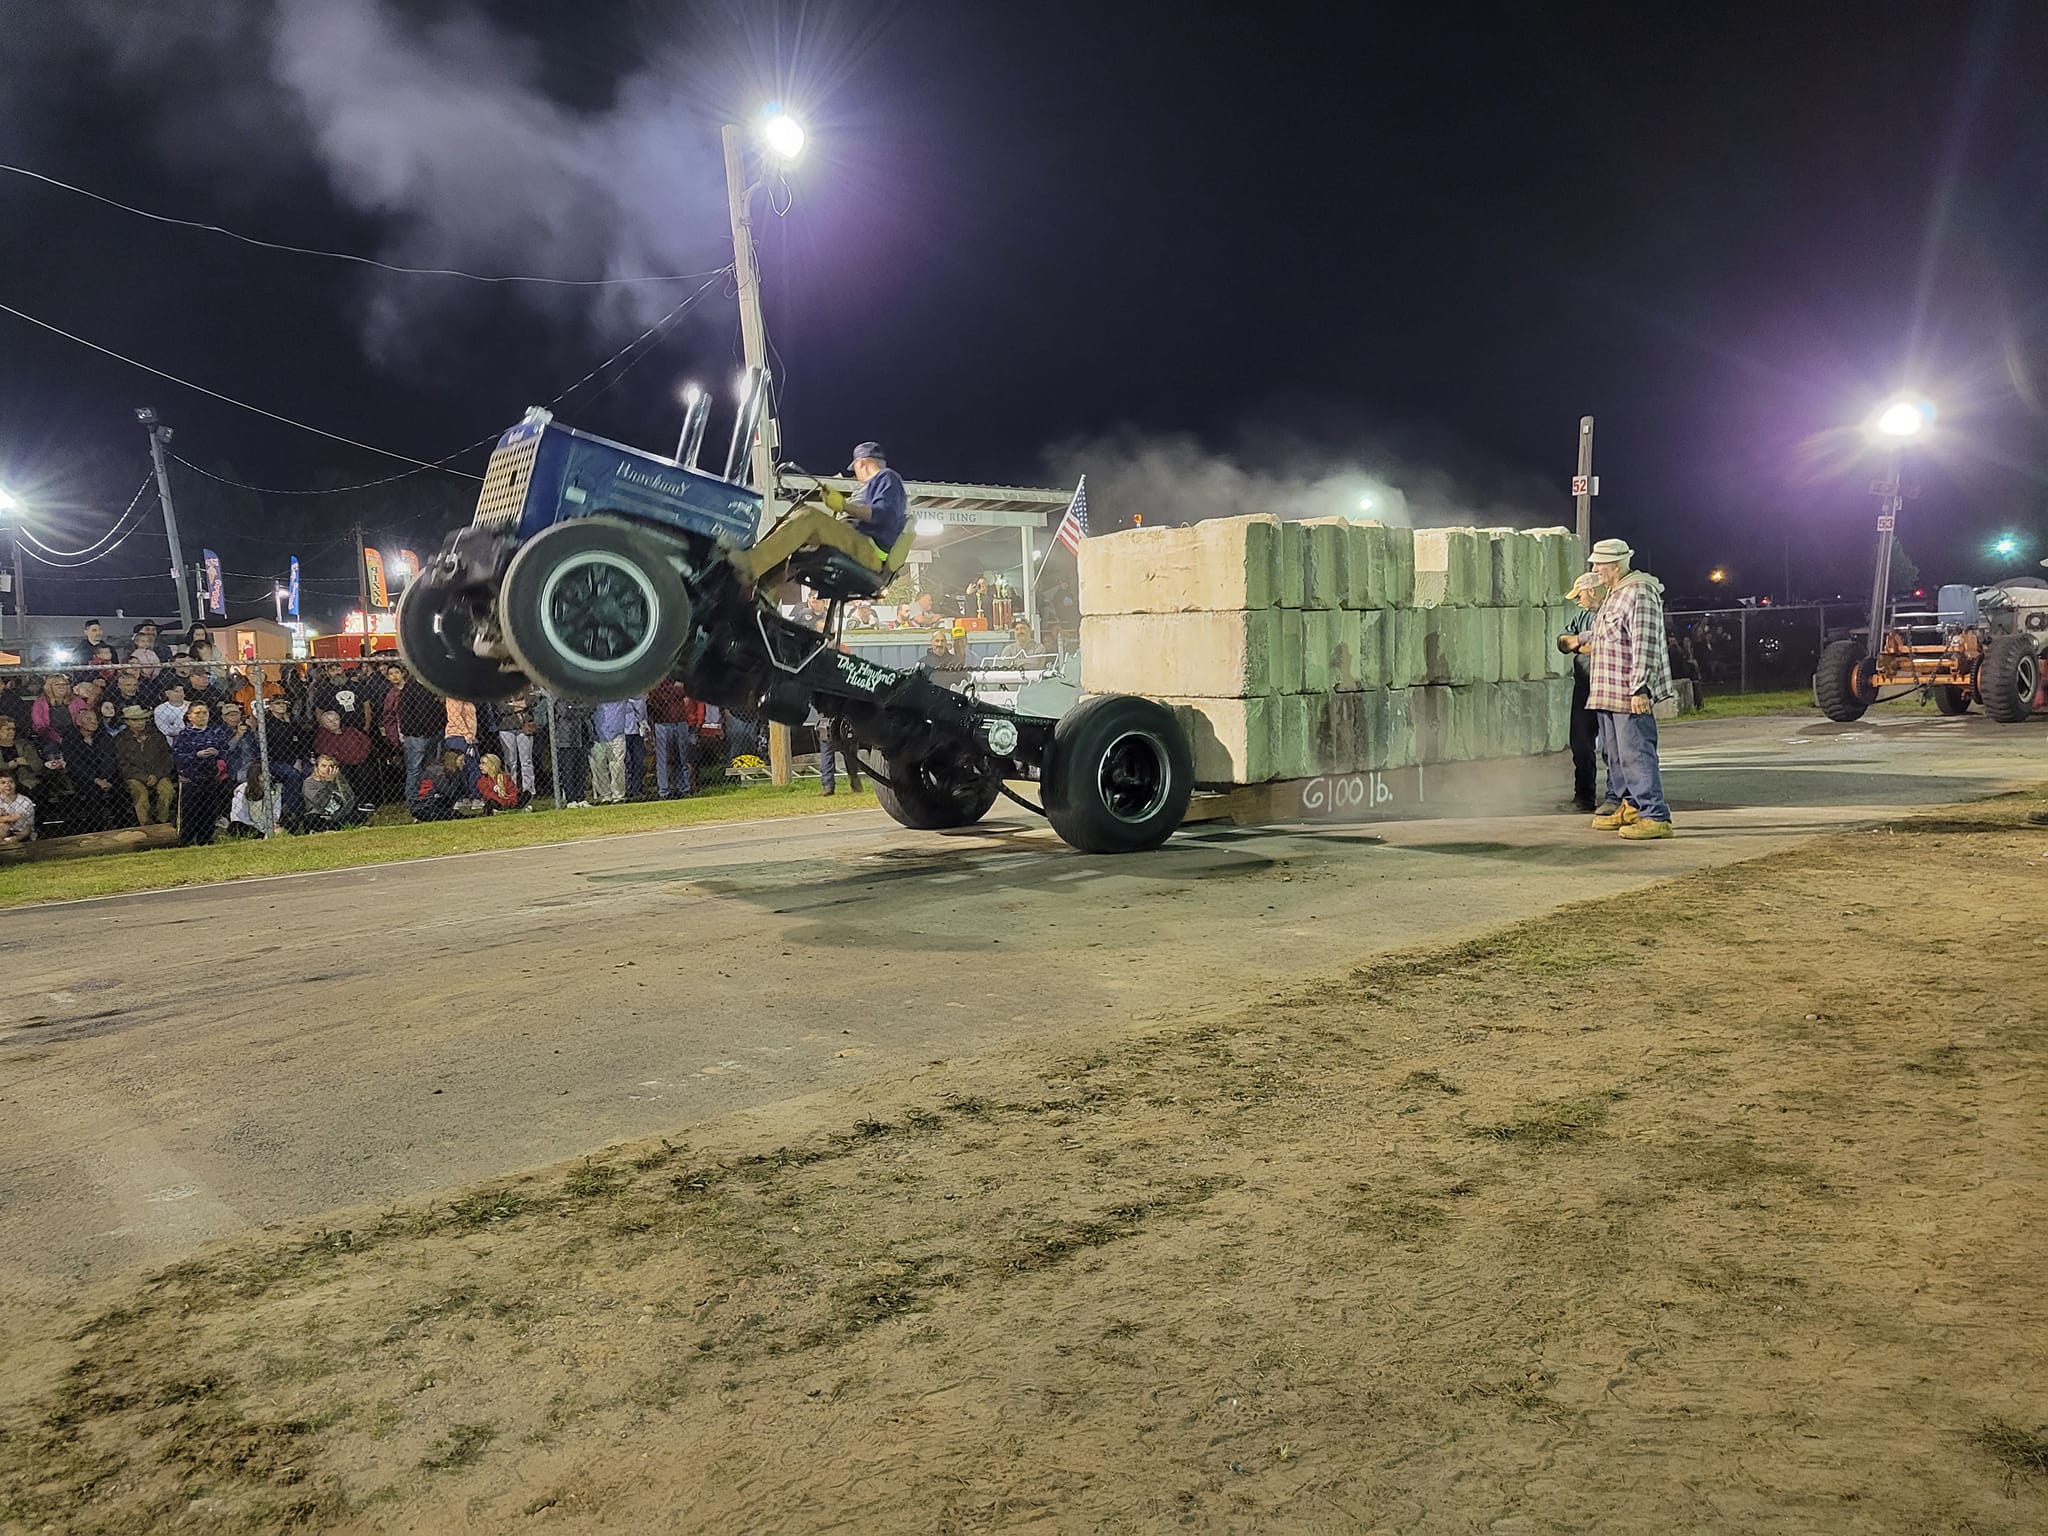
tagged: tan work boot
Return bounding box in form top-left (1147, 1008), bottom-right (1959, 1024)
top-left (1589, 802), bottom-right (1638, 830)
top-left (1617, 818), bottom-right (1674, 840)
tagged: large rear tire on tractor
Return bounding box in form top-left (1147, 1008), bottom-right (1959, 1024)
top-left (1814, 639), bottom-right (1872, 722)
top-left (1043, 694), bottom-right (1193, 854)
top-left (1932, 683), bottom-right (1972, 716)
top-left (1977, 633), bottom-right (2039, 723)
top-left (500, 518), bottom-right (692, 701)
top-left (396, 581), bottom-right (523, 702)
top-left (872, 751), bottom-right (1002, 830)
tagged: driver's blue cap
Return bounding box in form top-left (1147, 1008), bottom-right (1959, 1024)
top-left (849, 442), bottom-right (886, 467)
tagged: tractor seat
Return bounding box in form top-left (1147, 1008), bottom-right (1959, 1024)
top-left (783, 546), bottom-right (889, 600)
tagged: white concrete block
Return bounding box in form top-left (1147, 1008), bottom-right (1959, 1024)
top-left (1079, 611), bottom-right (1285, 698)
top-left (1412, 528), bottom-right (1488, 606)
top-left (1300, 608), bottom-right (1339, 694)
top-left (1300, 519), bottom-right (1349, 610)
top-left (1077, 514), bottom-right (1283, 615)
top-left (1162, 695), bottom-right (1278, 785)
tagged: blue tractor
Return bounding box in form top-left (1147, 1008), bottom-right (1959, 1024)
top-left (395, 408), bottom-right (1192, 853)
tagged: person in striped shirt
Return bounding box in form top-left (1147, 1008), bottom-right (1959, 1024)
top-left (1581, 538), bottom-right (1675, 839)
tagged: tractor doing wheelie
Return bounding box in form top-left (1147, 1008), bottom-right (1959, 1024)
top-left (395, 408), bottom-right (1193, 854)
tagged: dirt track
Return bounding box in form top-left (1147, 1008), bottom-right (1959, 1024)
top-left (3, 789), bottom-right (2044, 1533)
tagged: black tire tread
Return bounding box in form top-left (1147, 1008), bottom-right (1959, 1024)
top-left (500, 519), bottom-right (691, 701)
top-left (871, 754), bottom-right (1001, 830)
top-left (396, 581), bottom-right (523, 702)
top-left (1978, 633), bottom-right (2038, 723)
top-left (1043, 694), bottom-right (1193, 854)
top-left (1814, 639), bottom-right (1870, 722)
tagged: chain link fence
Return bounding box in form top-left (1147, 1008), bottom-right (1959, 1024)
top-left (1663, 604), bottom-right (1867, 695)
top-left (0, 651), bottom-right (773, 852)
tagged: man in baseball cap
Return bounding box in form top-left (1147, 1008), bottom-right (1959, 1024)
top-left (1582, 538), bottom-right (1676, 839)
top-left (730, 441), bottom-right (912, 594)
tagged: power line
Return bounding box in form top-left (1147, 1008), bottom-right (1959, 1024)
top-left (17, 477), bottom-right (158, 566)
top-left (0, 299), bottom-right (488, 476)
top-left (160, 268), bottom-right (730, 497)
top-left (0, 161), bottom-right (732, 288)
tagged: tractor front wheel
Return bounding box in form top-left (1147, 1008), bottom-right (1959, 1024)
top-left (872, 750), bottom-right (1002, 830)
top-left (1814, 639), bottom-right (1871, 722)
top-left (500, 519), bottom-right (692, 701)
top-left (1932, 683), bottom-right (1972, 716)
top-left (396, 581), bottom-right (523, 702)
top-left (1977, 633), bottom-right (2039, 723)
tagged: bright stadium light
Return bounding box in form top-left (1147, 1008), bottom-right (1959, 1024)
top-left (1872, 397), bottom-right (1933, 440)
top-left (1358, 496), bottom-right (1374, 512)
top-left (0, 487), bottom-right (16, 514)
top-left (763, 109), bottom-right (806, 161)
top-left (1709, 567), bottom-right (1727, 584)
top-left (1993, 535), bottom-right (2020, 559)
top-left (681, 382), bottom-right (702, 406)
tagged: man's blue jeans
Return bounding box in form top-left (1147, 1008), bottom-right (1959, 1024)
top-left (653, 721), bottom-right (694, 798)
top-left (1597, 709), bottom-right (1670, 823)
top-left (401, 735), bottom-right (435, 807)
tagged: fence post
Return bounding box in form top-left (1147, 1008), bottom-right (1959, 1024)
top-left (253, 660), bottom-right (275, 838)
top-left (547, 691), bottom-right (565, 811)
top-left (1739, 609), bottom-right (1750, 695)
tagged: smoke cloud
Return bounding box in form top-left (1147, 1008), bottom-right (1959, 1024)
top-left (38, 0), bottom-right (731, 361)
top-left (1045, 426), bottom-right (1567, 531)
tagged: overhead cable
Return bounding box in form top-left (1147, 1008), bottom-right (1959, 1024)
top-left (16, 477), bottom-right (158, 566)
top-left (0, 161), bottom-right (731, 287)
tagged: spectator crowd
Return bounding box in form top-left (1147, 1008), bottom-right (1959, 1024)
top-left (0, 618), bottom-right (778, 852)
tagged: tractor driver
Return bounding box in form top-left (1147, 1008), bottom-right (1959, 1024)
top-left (731, 442), bottom-right (910, 593)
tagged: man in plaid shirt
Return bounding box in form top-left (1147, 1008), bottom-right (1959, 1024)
top-left (1563, 538), bottom-right (1675, 839)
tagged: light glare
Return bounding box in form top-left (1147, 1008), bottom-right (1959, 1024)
top-left (763, 111), bottom-right (806, 160)
top-left (1874, 399), bottom-right (1929, 439)
top-left (915, 518), bottom-right (946, 537)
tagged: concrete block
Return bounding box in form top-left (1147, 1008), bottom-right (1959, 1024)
top-left (1351, 609), bottom-right (1388, 690)
top-left (1274, 520), bottom-right (1308, 609)
top-left (1278, 608), bottom-right (1305, 695)
top-left (1303, 608), bottom-right (1343, 693)
top-left (1412, 528), bottom-right (1488, 606)
top-left (1477, 607), bottom-right (1505, 685)
top-left (1544, 678), bottom-right (1572, 755)
top-left (1077, 514), bottom-right (1282, 615)
top-left (1483, 529), bottom-right (1529, 607)
top-left (1367, 687), bottom-right (1421, 771)
top-left (1544, 605), bottom-right (1577, 679)
top-left (1162, 695), bottom-right (1278, 785)
top-left (1300, 519), bottom-right (1349, 610)
top-left (1423, 607), bottom-right (1496, 686)
top-left (1079, 611), bottom-right (1286, 698)
top-left (1411, 685), bottom-right (1451, 765)
top-left (1275, 694), bottom-right (1318, 780)
top-left (1309, 692), bottom-right (1368, 776)
top-left (1386, 609), bottom-right (1428, 688)
top-left (1502, 605), bottom-right (1548, 681)
top-left (1528, 526), bottom-right (1581, 597)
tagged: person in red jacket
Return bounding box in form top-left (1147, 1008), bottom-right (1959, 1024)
top-left (645, 678), bottom-right (703, 799)
top-left (475, 751), bottom-right (528, 812)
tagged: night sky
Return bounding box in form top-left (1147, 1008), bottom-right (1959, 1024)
top-left (4, 0), bottom-right (2047, 626)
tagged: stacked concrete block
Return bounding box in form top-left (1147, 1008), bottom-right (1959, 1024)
top-left (1080, 512), bottom-right (1573, 786)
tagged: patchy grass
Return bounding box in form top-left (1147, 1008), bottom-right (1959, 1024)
top-left (1683, 687), bottom-right (1930, 721)
top-left (1977, 1420), bottom-right (2048, 1475)
top-left (1470, 1089), bottom-right (1629, 1146)
top-left (0, 784), bottom-right (878, 909)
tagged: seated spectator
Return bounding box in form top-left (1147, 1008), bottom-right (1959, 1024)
top-left (76, 619), bottom-right (119, 677)
top-left (109, 666), bottom-right (148, 719)
top-left (128, 621), bottom-right (161, 660)
top-left (476, 752), bottom-right (528, 813)
top-left (301, 754), bottom-right (366, 831)
top-left (30, 674), bottom-right (86, 749)
top-left (412, 742), bottom-right (471, 822)
top-left (115, 704), bottom-right (177, 825)
top-left (312, 707), bottom-right (375, 804)
top-left (0, 714), bottom-right (42, 796)
top-left (0, 769), bottom-right (34, 846)
top-left (63, 708), bottom-right (128, 833)
top-left (264, 694), bottom-right (314, 830)
top-left (153, 682), bottom-right (190, 742)
top-left (183, 667), bottom-right (227, 718)
top-left (172, 701), bottom-right (232, 846)
top-left (131, 651), bottom-right (168, 705)
top-left (219, 702), bottom-right (257, 782)
top-left (228, 763), bottom-right (277, 839)
top-left (0, 674), bottom-right (31, 735)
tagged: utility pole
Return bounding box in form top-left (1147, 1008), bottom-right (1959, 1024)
top-left (353, 524), bottom-right (373, 659)
top-left (1865, 451), bottom-right (1904, 652)
top-left (722, 120), bottom-right (792, 786)
top-left (721, 124), bottom-right (780, 524)
top-left (138, 407), bottom-right (195, 631)
top-left (1573, 416), bottom-right (1595, 552)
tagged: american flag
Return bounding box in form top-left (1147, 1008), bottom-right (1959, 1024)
top-left (1053, 476), bottom-right (1089, 554)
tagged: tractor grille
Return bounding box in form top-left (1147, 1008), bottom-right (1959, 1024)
top-left (472, 434), bottom-right (541, 530)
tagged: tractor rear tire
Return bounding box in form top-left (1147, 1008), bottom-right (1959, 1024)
top-left (396, 581), bottom-right (523, 702)
top-left (1043, 694), bottom-right (1193, 853)
top-left (1814, 639), bottom-right (1871, 722)
top-left (1932, 684), bottom-right (1971, 716)
top-left (1978, 633), bottom-right (2038, 723)
top-left (500, 518), bottom-right (692, 701)
top-left (872, 751), bottom-right (1002, 830)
